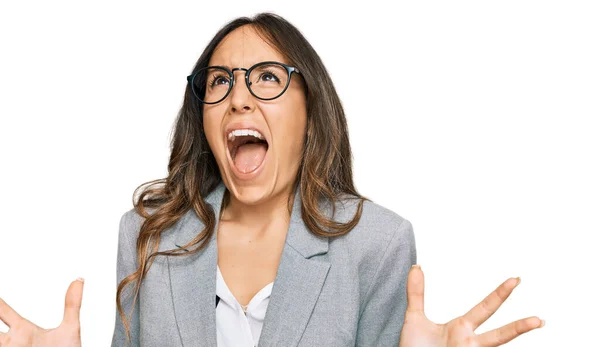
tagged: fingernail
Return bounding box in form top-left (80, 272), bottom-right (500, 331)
top-left (76, 277), bottom-right (85, 283)
top-left (515, 277), bottom-right (521, 286)
top-left (412, 264), bottom-right (421, 269)
top-left (539, 319), bottom-right (545, 328)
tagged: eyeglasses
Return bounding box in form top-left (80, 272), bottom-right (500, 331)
top-left (187, 61), bottom-right (302, 104)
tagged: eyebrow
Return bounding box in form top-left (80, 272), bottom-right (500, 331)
top-left (208, 64), bottom-right (241, 71)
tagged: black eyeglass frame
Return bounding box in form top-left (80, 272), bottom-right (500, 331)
top-left (186, 61), bottom-right (302, 104)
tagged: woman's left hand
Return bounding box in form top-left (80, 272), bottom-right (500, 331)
top-left (398, 265), bottom-right (544, 347)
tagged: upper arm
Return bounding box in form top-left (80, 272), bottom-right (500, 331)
top-left (355, 218), bottom-right (417, 347)
top-left (111, 210), bottom-right (142, 347)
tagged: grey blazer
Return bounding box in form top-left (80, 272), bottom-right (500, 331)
top-left (111, 182), bottom-right (416, 347)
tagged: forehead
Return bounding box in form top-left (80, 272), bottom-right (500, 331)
top-left (208, 25), bottom-right (287, 68)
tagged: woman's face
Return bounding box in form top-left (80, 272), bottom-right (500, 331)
top-left (203, 25), bottom-right (307, 206)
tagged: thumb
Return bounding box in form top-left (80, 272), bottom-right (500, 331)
top-left (62, 278), bottom-right (84, 326)
top-left (406, 265), bottom-right (424, 313)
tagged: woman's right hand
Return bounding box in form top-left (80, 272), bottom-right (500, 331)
top-left (0, 278), bottom-right (84, 347)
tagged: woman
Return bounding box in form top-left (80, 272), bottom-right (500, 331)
top-left (0, 13), bottom-right (543, 347)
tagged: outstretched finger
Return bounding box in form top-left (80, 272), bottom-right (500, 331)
top-left (477, 316), bottom-right (544, 347)
top-left (406, 264), bottom-right (424, 313)
top-left (462, 277), bottom-right (520, 329)
top-left (0, 297), bottom-right (23, 328)
top-left (62, 278), bottom-right (85, 327)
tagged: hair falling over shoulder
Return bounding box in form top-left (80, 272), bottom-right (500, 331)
top-left (116, 12), bottom-right (369, 343)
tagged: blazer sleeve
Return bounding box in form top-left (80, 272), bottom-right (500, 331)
top-left (355, 218), bottom-right (417, 347)
top-left (111, 211), bottom-right (141, 347)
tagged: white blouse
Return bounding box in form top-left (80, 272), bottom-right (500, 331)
top-left (216, 266), bottom-right (274, 347)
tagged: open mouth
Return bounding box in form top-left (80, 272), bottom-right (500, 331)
top-left (227, 129), bottom-right (269, 174)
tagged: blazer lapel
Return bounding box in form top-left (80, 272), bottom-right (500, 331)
top-left (167, 183), bottom-right (226, 347)
top-left (257, 186), bottom-right (331, 347)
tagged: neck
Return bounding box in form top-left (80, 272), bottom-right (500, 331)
top-left (220, 184), bottom-right (296, 231)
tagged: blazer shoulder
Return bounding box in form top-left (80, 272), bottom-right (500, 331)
top-left (117, 206), bottom-right (163, 248)
top-left (118, 207), bottom-right (147, 241)
top-left (118, 206), bottom-right (204, 255)
top-left (332, 195), bottom-right (411, 237)
top-left (360, 199), bottom-right (409, 233)
top-left (330, 196), bottom-right (414, 263)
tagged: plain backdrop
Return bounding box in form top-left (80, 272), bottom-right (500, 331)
top-left (1, 1), bottom-right (598, 346)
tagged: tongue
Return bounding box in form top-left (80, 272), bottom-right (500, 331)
top-left (233, 143), bottom-right (268, 173)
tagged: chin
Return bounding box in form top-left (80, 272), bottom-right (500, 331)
top-left (221, 167), bottom-right (298, 208)
top-left (220, 139), bottom-right (289, 205)
top-left (221, 161), bottom-right (281, 205)
top-left (226, 183), bottom-right (274, 205)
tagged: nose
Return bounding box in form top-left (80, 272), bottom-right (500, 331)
top-left (228, 69), bottom-right (254, 113)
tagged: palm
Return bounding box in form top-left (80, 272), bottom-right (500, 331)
top-left (399, 266), bottom-right (544, 347)
top-left (0, 279), bottom-right (84, 347)
top-left (36, 325), bottom-right (81, 347)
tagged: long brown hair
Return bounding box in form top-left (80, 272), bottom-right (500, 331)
top-left (116, 12), bottom-right (368, 343)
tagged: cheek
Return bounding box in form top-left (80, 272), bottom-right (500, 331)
top-left (281, 102), bottom-right (307, 156)
top-left (202, 112), bottom-right (223, 156)
top-left (274, 114), bottom-right (306, 158)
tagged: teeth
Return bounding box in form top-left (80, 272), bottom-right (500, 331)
top-left (227, 129), bottom-right (265, 141)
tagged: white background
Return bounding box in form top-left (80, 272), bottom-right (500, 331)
top-left (1, 1), bottom-right (598, 346)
